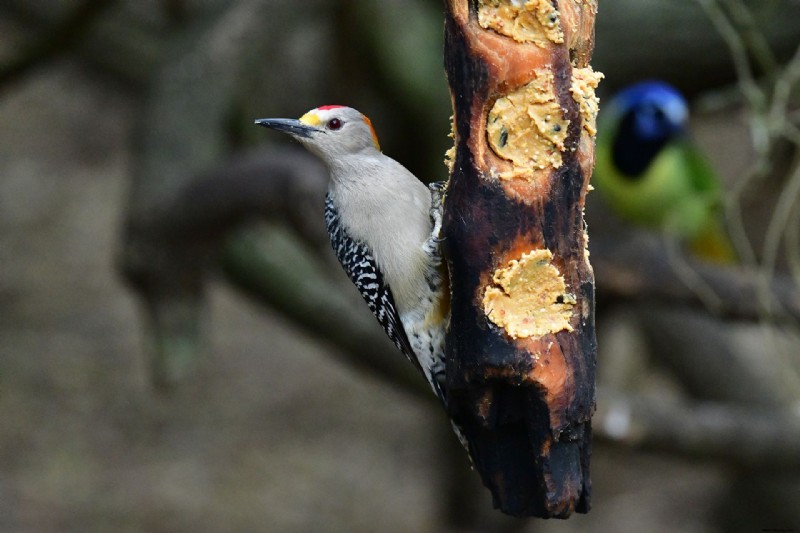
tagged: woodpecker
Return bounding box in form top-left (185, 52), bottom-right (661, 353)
top-left (255, 105), bottom-right (450, 403)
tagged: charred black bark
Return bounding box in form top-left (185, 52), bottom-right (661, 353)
top-left (441, 0), bottom-right (597, 517)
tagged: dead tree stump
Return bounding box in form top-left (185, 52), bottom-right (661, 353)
top-left (441, 0), bottom-right (600, 518)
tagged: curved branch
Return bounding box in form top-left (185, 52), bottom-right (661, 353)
top-left (595, 389), bottom-right (800, 469)
top-left (121, 147), bottom-right (427, 397)
top-left (221, 226), bottom-right (429, 398)
top-left (592, 232), bottom-right (800, 322)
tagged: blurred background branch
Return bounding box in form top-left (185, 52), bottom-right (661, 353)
top-left (595, 388), bottom-right (800, 469)
top-left (0, 0), bottom-right (116, 89)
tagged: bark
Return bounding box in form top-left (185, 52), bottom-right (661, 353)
top-left (442, 0), bottom-right (598, 518)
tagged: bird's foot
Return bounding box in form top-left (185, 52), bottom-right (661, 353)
top-left (428, 181), bottom-right (447, 244)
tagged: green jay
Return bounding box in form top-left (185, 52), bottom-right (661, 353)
top-left (594, 81), bottom-right (736, 263)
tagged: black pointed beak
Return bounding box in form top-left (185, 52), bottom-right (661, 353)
top-left (254, 118), bottom-right (317, 138)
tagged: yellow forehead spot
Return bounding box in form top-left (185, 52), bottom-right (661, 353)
top-left (362, 115), bottom-right (381, 151)
top-left (299, 111), bottom-right (322, 126)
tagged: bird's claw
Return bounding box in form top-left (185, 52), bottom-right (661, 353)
top-left (428, 181), bottom-right (447, 244)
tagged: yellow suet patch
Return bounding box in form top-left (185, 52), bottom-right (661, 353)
top-left (486, 69), bottom-right (569, 179)
top-left (570, 67), bottom-right (604, 137)
top-left (444, 115), bottom-right (456, 173)
top-left (478, 0), bottom-right (564, 46)
top-left (483, 249), bottom-right (575, 339)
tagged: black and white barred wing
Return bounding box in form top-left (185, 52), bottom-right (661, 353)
top-left (324, 195), bottom-right (421, 372)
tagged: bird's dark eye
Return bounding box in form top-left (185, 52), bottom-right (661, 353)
top-left (327, 118), bottom-right (343, 131)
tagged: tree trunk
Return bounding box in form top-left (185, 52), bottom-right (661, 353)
top-left (442, 0), bottom-right (598, 518)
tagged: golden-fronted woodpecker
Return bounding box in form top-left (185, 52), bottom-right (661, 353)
top-left (255, 105), bottom-right (450, 403)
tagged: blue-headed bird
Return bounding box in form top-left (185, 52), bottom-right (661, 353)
top-left (594, 81), bottom-right (736, 263)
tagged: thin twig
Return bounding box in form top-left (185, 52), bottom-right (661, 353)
top-left (697, 0), bottom-right (765, 270)
top-left (697, 0), bottom-right (765, 112)
top-left (761, 163), bottom-right (800, 310)
top-left (724, 0), bottom-right (778, 76)
top-left (696, 0), bottom-right (800, 334)
top-left (767, 42), bottom-right (800, 139)
top-left (664, 230), bottom-right (724, 315)
top-left (785, 202), bottom-right (800, 285)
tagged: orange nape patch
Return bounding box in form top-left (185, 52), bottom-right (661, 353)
top-left (362, 114), bottom-right (381, 151)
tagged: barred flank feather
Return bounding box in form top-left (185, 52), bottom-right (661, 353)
top-left (324, 195), bottom-right (421, 372)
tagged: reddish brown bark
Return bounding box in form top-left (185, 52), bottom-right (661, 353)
top-left (442, 0), bottom-right (598, 518)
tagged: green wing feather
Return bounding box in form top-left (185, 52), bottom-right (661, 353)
top-left (594, 122), bottom-right (736, 263)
